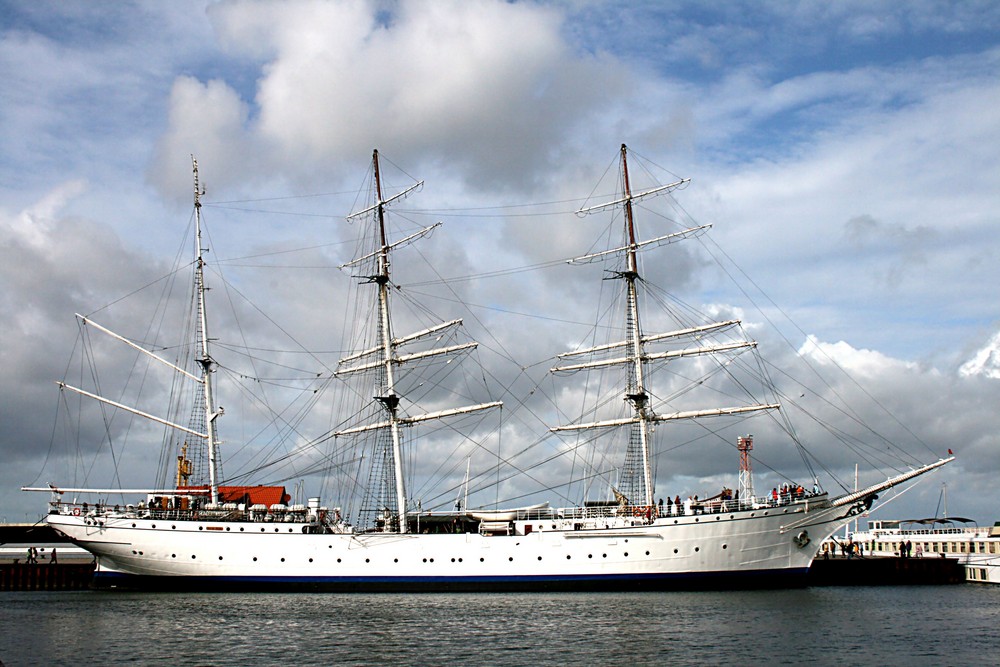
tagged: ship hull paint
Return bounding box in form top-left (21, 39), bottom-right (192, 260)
top-left (89, 567), bottom-right (811, 592)
top-left (48, 499), bottom-right (856, 591)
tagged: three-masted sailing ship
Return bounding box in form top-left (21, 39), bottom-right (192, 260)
top-left (25, 147), bottom-right (951, 590)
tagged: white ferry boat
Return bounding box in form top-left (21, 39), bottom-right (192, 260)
top-left (839, 518), bottom-right (1000, 584)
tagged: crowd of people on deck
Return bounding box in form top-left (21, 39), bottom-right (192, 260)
top-left (654, 481), bottom-right (819, 517)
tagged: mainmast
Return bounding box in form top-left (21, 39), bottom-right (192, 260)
top-left (371, 149), bottom-right (409, 532)
top-left (335, 150), bottom-right (501, 533)
top-left (192, 157), bottom-right (222, 505)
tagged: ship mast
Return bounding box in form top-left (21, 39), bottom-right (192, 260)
top-left (371, 149), bottom-right (409, 532)
top-left (619, 144), bottom-right (655, 508)
top-left (335, 150), bottom-right (501, 533)
top-left (553, 144), bottom-right (781, 509)
top-left (192, 157), bottom-right (222, 504)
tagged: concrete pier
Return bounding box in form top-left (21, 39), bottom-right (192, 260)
top-left (808, 555), bottom-right (965, 586)
top-left (0, 563), bottom-right (96, 591)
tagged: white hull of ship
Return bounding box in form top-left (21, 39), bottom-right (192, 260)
top-left (48, 499), bottom-right (858, 591)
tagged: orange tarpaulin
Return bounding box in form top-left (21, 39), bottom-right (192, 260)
top-left (179, 485), bottom-right (290, 506)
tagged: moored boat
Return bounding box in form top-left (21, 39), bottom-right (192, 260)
top-left (25, 147), bottom-right (952, 591)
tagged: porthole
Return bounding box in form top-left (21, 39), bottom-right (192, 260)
top-left (240, 527), bottom-right (244, 532)
top-left (715, 517), bottom-right (720, 521)
top-left (274, 528), bottom-right (279, 533)
top-left (132, 523), bottom-right (136, 528)
top-left (566, 555), bottom-right (571, 559)
top-left (458, 558), bottom-right (463, 563)
top-left (729, 515), bottom-right (735, 520)
top-left (723, 544), bottom-right (728, 550)
top-left (280, 558), bottom-right (285, 562)
top-left (588, 554), bottom-right (593, 559)
top-left (393, 558), bottom-right (398, 563)
top-left (695, 518), bottom-right (699, 522)
top-left (152, 524), bottom-right (157, 529)
top-left (451, 558), bottom-right (456, 563)
top-left (226, 527), bottom-right (230, 531)
top-left (602, 553), bottom-right (607, 558)
top-left (673, 548), bottom-right (679, 554)
top-left (139, 551), bottom-right (143, 555)
top-left (763, 511), bottom-right (769, 516)
top-left (365, 558), bottom-right (370, 563)
top-left (694, 547), bottom-right (700, 552)
top-left (219, 556), bottom-right (223, 561)
top-left (337, 558), bottom-right (341, 563)
top-left (537, 556), bottom-right (542, 561)
top-left (199, 526), bottom-right (203, 531)
top-left (480, 557), bottom-right (485, 562)
top-left (260, 528), bottom-right (265, 532)
top-left (509, 557), bottom-right (514, 562)
top-left (423, 558), bottom-right (428, 563)
top-left (171, 554), bottom-right (176, 558)
top-left (191, 555), bottom-right (196, 559)
top-left (172, 525), bottom-right (176, 529)
top-left (253, 557), bottom-right (258, 562)
top-left (429, 558), bottom-right (434, 563)
top-left (328, 545), bottom-right (332, 548)
top-left (645, 551), bottom-right (650, 555)
top-left (309, 558), bottom-right (314, 563)
top-left (624, 552), bottom-right (629, 557)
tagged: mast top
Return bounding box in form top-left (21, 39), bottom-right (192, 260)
top-left (192, 156), bottom-right (204, 210)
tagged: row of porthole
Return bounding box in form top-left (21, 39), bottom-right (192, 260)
top-left (135, 545), bottom-right (730, 561)
top-left (133, 523), bottom-right (298, 533)
top-left (664, 508), bottom-right (790, 523)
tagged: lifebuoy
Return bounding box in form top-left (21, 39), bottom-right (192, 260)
top-left (72, 507), bottom-right (81, 516)
top-left (633, 507), bottom-right (643, 517)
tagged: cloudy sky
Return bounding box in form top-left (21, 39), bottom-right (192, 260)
top-left (2, 0), bottom-right (999, 526)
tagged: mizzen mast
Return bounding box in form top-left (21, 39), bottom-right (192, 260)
top-left (192, 157), bottom-right (222, 505)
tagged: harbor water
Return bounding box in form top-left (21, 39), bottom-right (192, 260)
top-left (1, 585), bottom-right (997, 665)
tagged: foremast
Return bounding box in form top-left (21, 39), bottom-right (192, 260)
top-left (552, 144), bottom-right (777, 509)
top-left (619, 145), bottom-right (655, 508)
top-left (335, 150), bottom-right (501, 533)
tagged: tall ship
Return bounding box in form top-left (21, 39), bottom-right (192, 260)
top-left (25, 146), bottom-right (951, 590)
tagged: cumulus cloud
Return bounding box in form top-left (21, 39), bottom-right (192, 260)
top-left (147, 0), bottom-right (627, 197)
